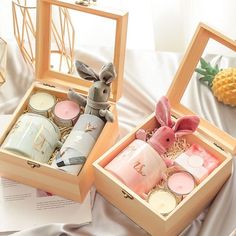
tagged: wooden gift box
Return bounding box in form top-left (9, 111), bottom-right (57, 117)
top-left (93, 23), bottom-right (236, 236)
top-left (0, 0), bottom-right (128, 202)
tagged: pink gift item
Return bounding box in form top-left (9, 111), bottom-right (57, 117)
top-left (104, 139), bottom-right (167, 199)
top-left (174, 144), bottom-right (220, 183)
top-left (136, 96), bottom-right (200, 166)
top-left (167, 171), bottom-right (195, 195)
top-left (53, 100), bottom-right (80, 127)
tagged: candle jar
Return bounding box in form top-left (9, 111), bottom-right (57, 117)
top-left (166, 171), bottom-right (196, 196)
top-left (28, 92), bottom-right (56, 117)
top-left (51, 114), bottom-right (105, 175)
top-left (52, 100), bottom-right (80, 127)
top-left (2, 113), bottom-right (61, 163)
top-left (104, 139), bottom-right (167, 198)
top-left (147, 189), bottom-right (178, 216)
top-left (174, 144), bottom-right (220, 183)
top-left (147, 171), bottom-right (195, 216)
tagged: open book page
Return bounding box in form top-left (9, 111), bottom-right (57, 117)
top-left (0, 177), bottom-right (92, 232)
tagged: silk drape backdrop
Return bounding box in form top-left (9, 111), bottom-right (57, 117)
top-left (1, 0), bottom-right (236, 53)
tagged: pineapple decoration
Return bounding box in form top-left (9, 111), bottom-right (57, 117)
top-left (195, 58), bottom-right (236, 107)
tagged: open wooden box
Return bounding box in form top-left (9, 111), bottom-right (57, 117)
top-left (0, 0), bottom-right (128, 202)
top-left (93, 23), bottom-right (236, 236)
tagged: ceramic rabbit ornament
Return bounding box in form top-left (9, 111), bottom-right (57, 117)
top-left (136, 96), bottom-right (200, 165)
top-left (68, 60), bottom-right (116, 122)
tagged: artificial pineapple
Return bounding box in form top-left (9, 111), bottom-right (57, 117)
top-left (195, 57), bottom-right (236, 107)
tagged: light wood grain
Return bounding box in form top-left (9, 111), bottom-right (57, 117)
top-left (0, 0), bottom-right (128, 202)
top-left (36, 0), bottom-right (128, 102)
top-left (94, 112), bottom-right (233, 235)
top-left (167, 23), bottom-right (236, 154)
top-left (93, 23), bottom-right (235, 236)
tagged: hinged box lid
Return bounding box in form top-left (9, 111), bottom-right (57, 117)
top-left (167, 23), bottom-right (236, 155)
top-left (36, 0), bottom-right (128, 102)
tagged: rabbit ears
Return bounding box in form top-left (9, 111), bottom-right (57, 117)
top-left (173, 115), bottom-right (200, 137)
top-left (155, 96), bottom-right (175, 128)
top-left (155, 96), bottom-right (200, 137)
top-left (75, 60), bottom-right (116, 84)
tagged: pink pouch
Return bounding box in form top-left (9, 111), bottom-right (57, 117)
top-left (104, 139), bottom-right (167, 198)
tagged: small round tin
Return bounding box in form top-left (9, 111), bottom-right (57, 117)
top-left (53, 100), bottom-right (80, 127)
top-left (147, 189), bottom-right (177, 216)
top-left (28, 92), bottom-right (56, 117)
top-left (167, 171), bottom-right (196, 196)
top-left (2, 113), bottom-right (61, 163)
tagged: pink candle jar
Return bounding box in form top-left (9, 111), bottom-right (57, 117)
top-left (174, 144), bottom-right (220, 183)
top-left (167, 171), bottom-right (195, 196)
top-left (104, 139), bottom-right (167, 199)
top-left (53, 100), bottom-right (80, 127)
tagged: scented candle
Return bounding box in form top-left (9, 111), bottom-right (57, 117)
top-left (28, 92), bottom-right (56, 117)
top-left (2, 113), bottom-right (61, 163)
top-left (174, 144), bottom-right (220, 183)
top-left (167, 171), bottom-right (195, 195)
top-left (53, 100), bottom-right (80, 127)
top-left (147, 189), bottom-right (177, 215)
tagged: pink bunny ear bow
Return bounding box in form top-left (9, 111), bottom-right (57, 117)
top-left (136, 96), bottom-right (200, 156)
top-left (173, 115), bottom-right (200, 137)
top-left (155, 96), bottom-right (200, 136)
top-left (155, 96), bottom-right (175, 128)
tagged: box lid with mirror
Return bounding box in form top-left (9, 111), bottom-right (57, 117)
top-left (93, 23), bottom-right (236, 236)
top-left (36, 0), bottom-right (128, 102)
top-left (0, 0), bottom-right (128, 203)
top-left (167, 23), bottom-right (236, 155)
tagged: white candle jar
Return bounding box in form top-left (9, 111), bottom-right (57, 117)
top-left (2, 113), bottom-right (61, 163)
top-left (147, 189), bottom-right (178, 216)
top-left (28, 92), bottom-right (56, 117)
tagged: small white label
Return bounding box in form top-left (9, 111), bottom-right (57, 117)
top-left (188, 155), bottom-right (204, 167)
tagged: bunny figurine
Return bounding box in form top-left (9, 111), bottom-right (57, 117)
top-left (136, 96), bottom-right (200, 166)
top-left (68, 60), bottom-right (116, 122)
